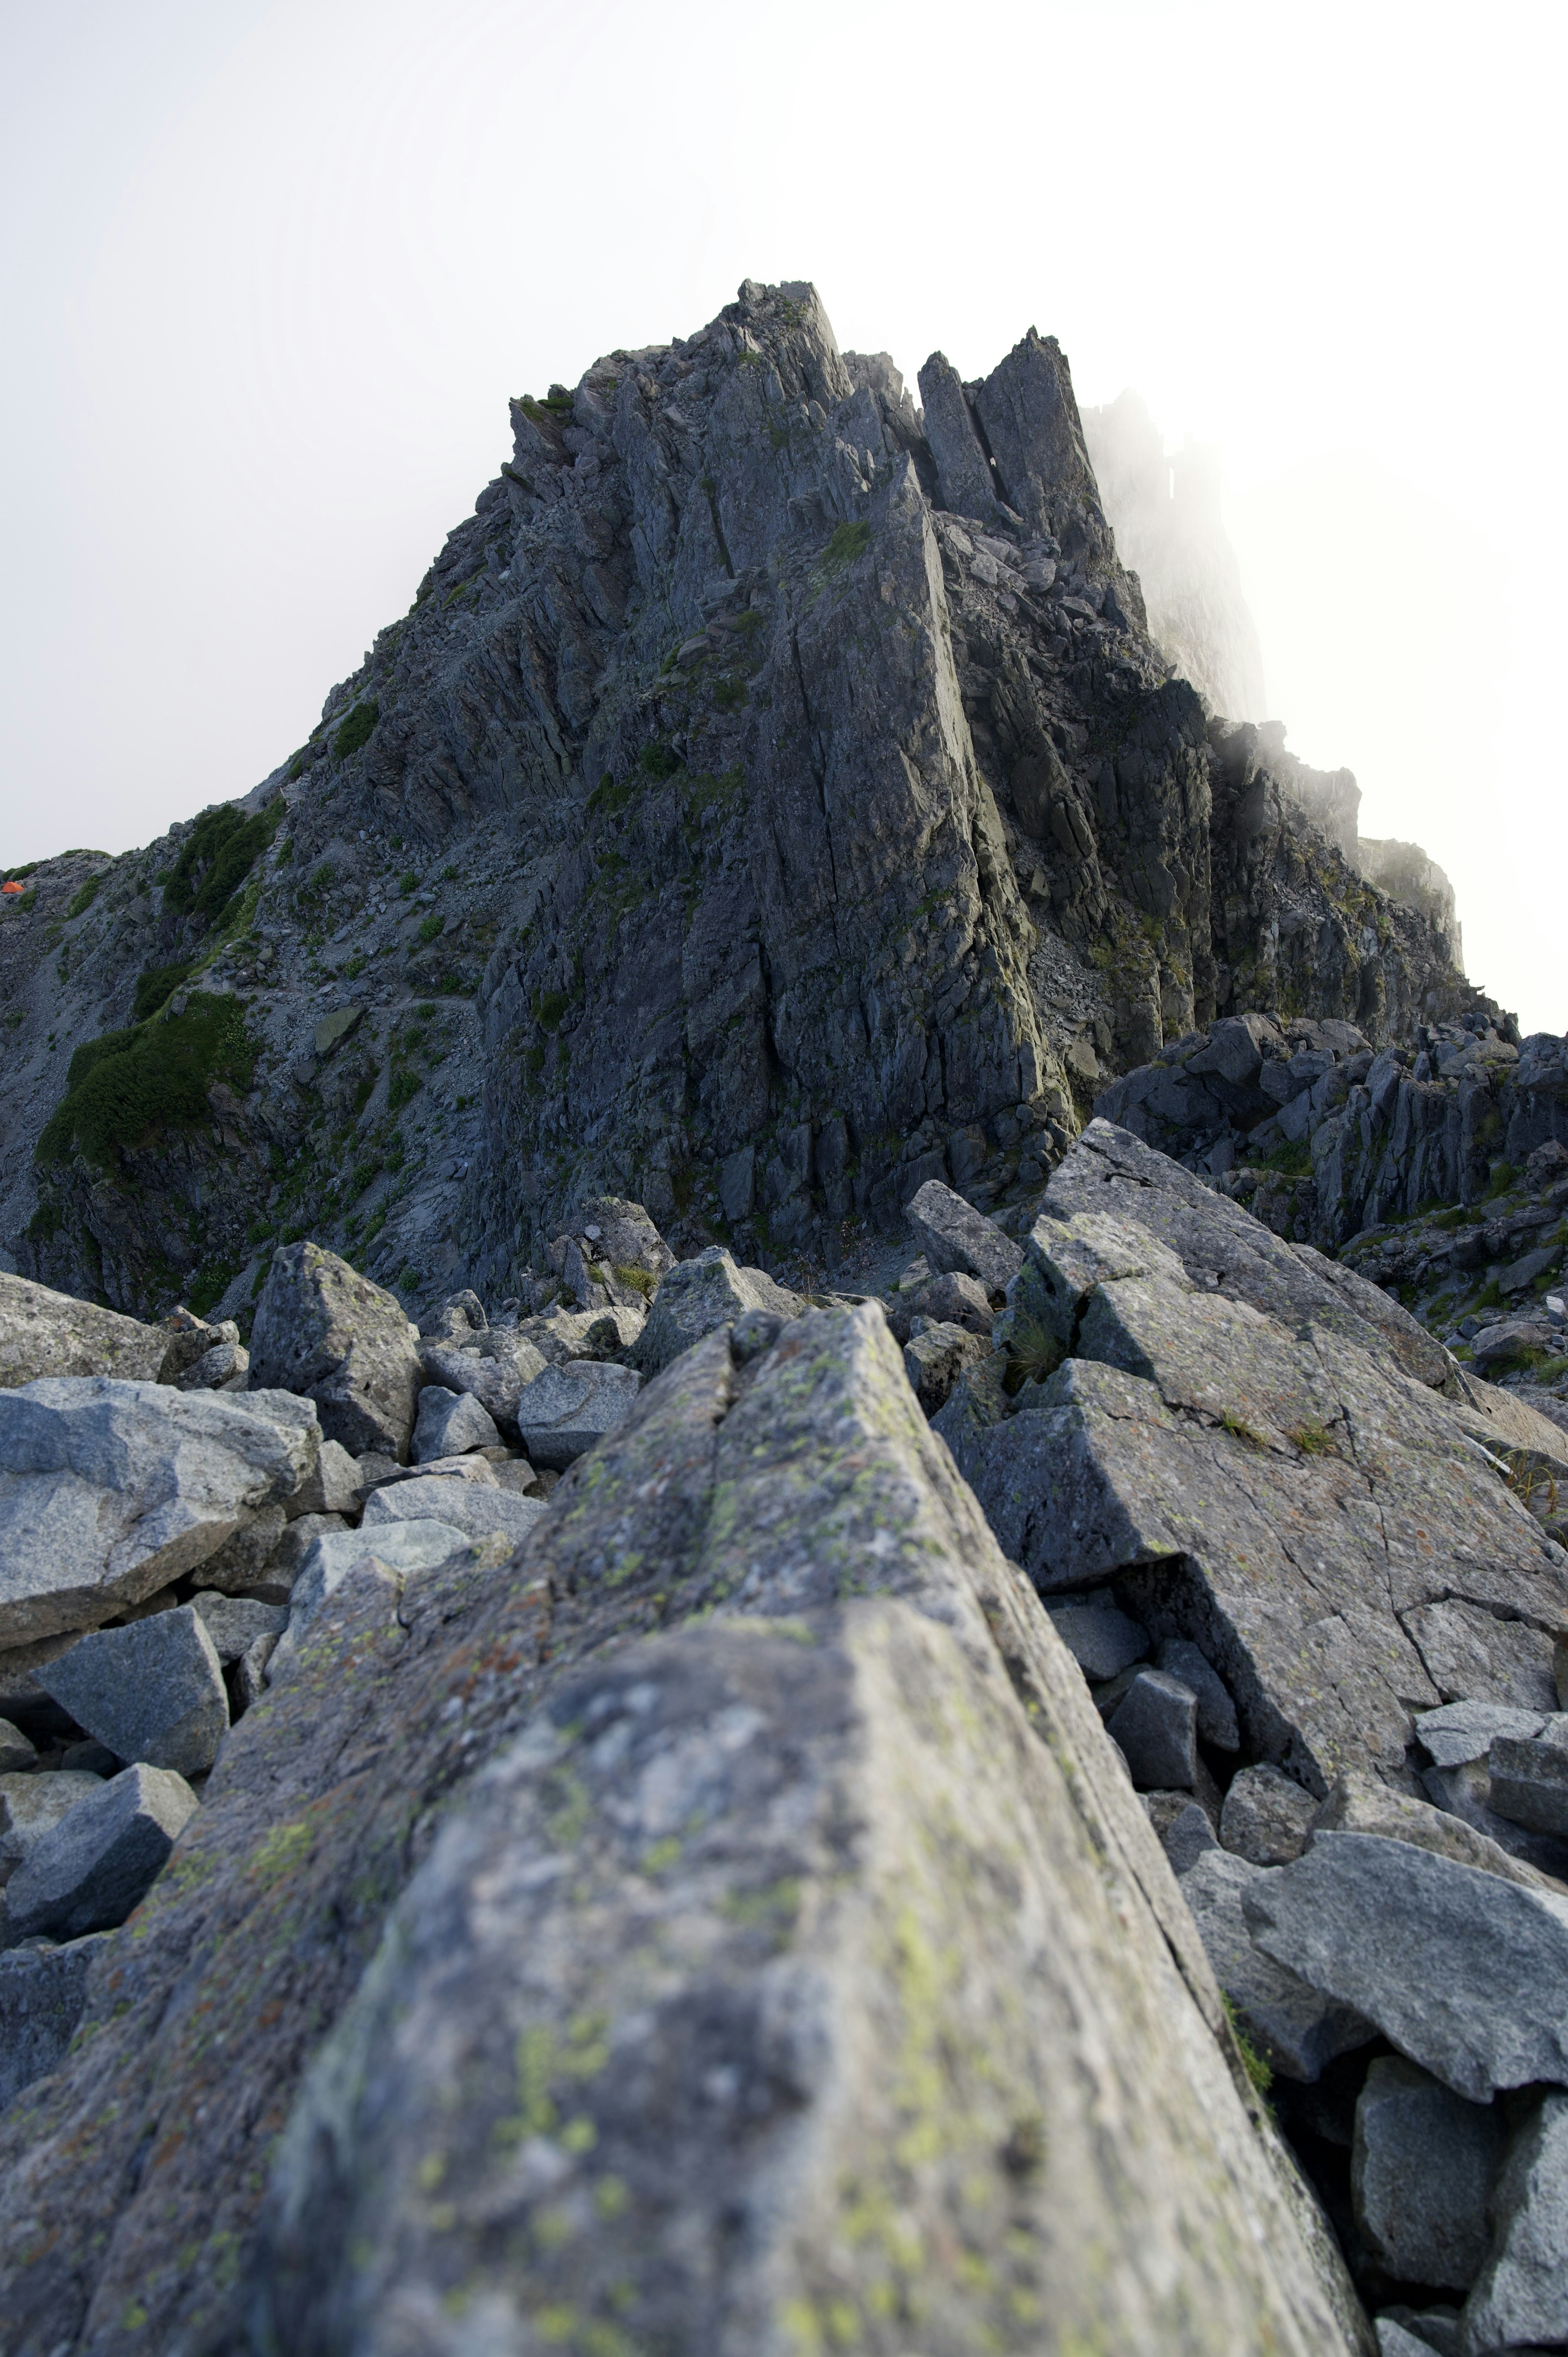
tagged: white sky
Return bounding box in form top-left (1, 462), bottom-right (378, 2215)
top-left (2, 0), bottom-right (1563, 1028)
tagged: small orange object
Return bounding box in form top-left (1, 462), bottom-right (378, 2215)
top-left (1, 881), bottom-right (22, 896)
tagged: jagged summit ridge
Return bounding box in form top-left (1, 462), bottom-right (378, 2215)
top-left (2, 279), bottom-right (1477, 1323)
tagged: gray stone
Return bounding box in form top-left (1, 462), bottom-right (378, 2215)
top-left (235, 1632), bottom-right (277, 1710)
top-left (175, 1339), bottom-right (249, 1392)
top-left (1047, 1600), bottom-right (1150, 1681)
top-left (0, 1299), bottom-right (1368, 2354)
top-left (3, 1763), bottom-right (198, 1942)
top-left (730, 1307), bottom-right (788, 1362)
top-left (1313, 1768), bottom-right (1563, 1893)
top-left (572, 1195), bottom-right (675, 1280)
top-left (0, 1934), bottom-right (111, 2112)
top-left (38, 1606), bottom-right (229, 1778)
top-left (903, 1318), bottom-right (987, 1414)
top-left (1022, 1206), bottom-right (1191, 1347)
top-left (1221, 1764), bottom-right (1319, 1866)
top-left (1376, 2322), bottom-right (1451, 2357)
top-left (513, 1358), bottom-right (641, 1467)
top-left (1352, 2056), bottom-right (1503, 2290)
top-left (490, 1457), bottom-right (538, 1495)
top-left (905, 1177), bottom-right (1022, 1293)
top-left (417, 1289), bottom-right (486, 1344)
top-left (629, 1247), bottom-right (802, 1379)
top-left (370, 1453), bottom-right (499, 1490)
top-left (245, 1510), bottom-right (351, 1605)
top-left (0, 1378), bottom-right (318, 1647)
top-left (1461, 2092), bottom-right (1568, 2353)
top-left (418, 1331), bottom-right (550, 1431)
top-left (1244, 1831), bottom-right (1568, 2101)
top-left (1157, 1637), bottom-right (1240, 1750)
top-left (1415, 1698), bottom-right (1548, 1768)
top-left (1107, 1667), bottom-right (1198, 1788)
top-left (265, 1519), bottom-right (472, 1687)
top-left (190, 1590), bottom-right (288, 1664)
top-left (193, 1503), bottom-right (288, 1598)
top-left (1402, 1598), bottom-right (1561, 1714)
top-left (928, 1349), bottom-right (1011, 1489)
top-left (410, 1385), bottom-right (501, 1463)
top-left (360, 1475), bottom-right (545, 1550)
top-left (0, 1771), bottom-right (105, 1879)
top-left (0, 1718), bottom-right (36, 1772)
top-left (1145, 1793), bottom-right (1218, 1874)
top-left (1488, 1727), bottom-right (1568, 1836)
top-left (0, 1271), bottom-right (171, 1389)
top-left (248, 1240), bottom-right (423, 1461)
top-left (1177, 1847), bottom-right (1374, 2082)
top-left (889, 1267), bottom-right (994, 1341)
top-left (286, 1437), bottom-right (361, 1519)
top-left (1419, 1756), bottom-right (1568, 1878)
top-left (313, 1005), bottom-right (363, 1058)
top-left (1379, 2312), bottom-right (1461, 2357)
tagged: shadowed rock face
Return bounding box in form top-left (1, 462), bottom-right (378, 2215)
top-left (4, 279), bottom-right (1468, 1322)
top-left (0, 1305), bottom-right (1367, 2356)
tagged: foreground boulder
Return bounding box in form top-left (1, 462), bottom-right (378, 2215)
top-left (37, 1608), bottom-right (229, 1778)
top-left (0, 1306), bottom-right (1366, 2355)
top-left (3, 1764), bottom-right (198, 1942)
top-left (0, 1273), bottom-right (172, 1389)
top-left (248, 1240), bottom-right (422, 1460)
top-left (0, 1378), bottom-right (320, 1647)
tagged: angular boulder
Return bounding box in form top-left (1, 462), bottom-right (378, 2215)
top-left (1245, 1831), bottom-right (1568, 2101)
top-left (0, 1272), bottom-right (171, 1389)
top-left (1046, 1599), bottom-right (1150, 1681)
top-left (903, 1318), bottom-right (987, 1414)
top-left (905, 1177), bottom-right (1023, 1293)
top-left (1352, 2056), bottom-right (1501, 2292)
top-left (629, 1247), bottom-right (802, 1379)
top-left (417, 1331), bottom-right (548, 1432)
top-left (1461, 2093), bottom-right (1568, 2353)
top-left (190, 1591), bottom-right (288, 1664)
top-left (1488, 1724), bottom-right (1568, 1835)
top-left (1312, 1767), bottom-right (1565, 1892)
top-left (1221, 1764), bottom-right (1319, 1866)
top-left (0, 1305), bottom-right (1368, 2356)
top-left (38, 1606), bottom-right (229, 1778)
top-left (410, 1385), bottom-right (501, 1463)
top-left (1176, 1846), bottom-right (1373, 2083)
top-left (3, 1764), bottom-right (198, 1942)
top-left (513, 1359), bottom-right (641, 1467)
top-left (572, 1195), bottom-right (675, 1280)
top-left (0, 1378), bottom-right (319, 1646)
top-left (0, 1770), bottom-right (105, 1880)
top-left (360, 1474), bottom-right (545, 1550)
top-left (248, 1241), bottom-right (422, 1461)
top-left (264, 1519), bottom-right (471, 1687)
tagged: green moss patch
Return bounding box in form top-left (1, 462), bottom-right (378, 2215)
top-left (38, 994), bottom-right (258, 1167)
top-left (133, 959), bottom-right (196, 1022)
top-left (332, 699), bottom-right (379, 760)
top-left (164, 802), bottom-right (281, 931)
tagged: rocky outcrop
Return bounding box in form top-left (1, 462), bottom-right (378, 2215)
top-left (0, 1273), bottom-right (1367, 2356)
top-left (2, 282), bottom-right (1472, 1324)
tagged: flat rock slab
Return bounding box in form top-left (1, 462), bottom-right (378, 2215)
top-left (1489, 1729), bottom-right (1568, 1836)
top-left (1245, 1831), bottom-right (1568, 2101)
top-left (1352, 2055), bottom-right (1502, 2290)
top-left (630, 1247), bottom-right (802, 1379)
top-left (1178, 1846), bottom-right (1373, 2082)
top-left (1414, 1698), bottom-right (1548, 1767)
top-left (410, 1385), bottom-right (500, 1463)
top-left (0, 1934), bottom-right (111, 2113)
top-left (3, 1763), bottom-right (197, 1942)
top-left (39, 1605), bottom-right (229, 1777)
top-left (360, 1476), bottom-right (545, 1550)
top-left (0, 1378), bottom-right (319, 1648)
top-left (1462, 2091), bottom-right (1568, 2352)
top-left (0, 1304), bottom-right (1368, 2357)
top-left (0, 1273), bottom-right (171, 1389)
top-left (1313, 1768), bottom-right (1564, 1892)
top-left (905, 1176), bottom-right (1022, 1293)
top-left (248, 1240), bottom-right (422, 1460)
top-left (514, 1359), bottom-right (641, 1467)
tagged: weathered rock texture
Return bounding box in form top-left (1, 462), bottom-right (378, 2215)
top-left (1, 281), bottom-right (1472, 1324)
top-left (0, 1305), bottom-right (1365, 2356)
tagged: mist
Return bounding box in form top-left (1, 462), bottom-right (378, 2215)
top-left (3, 0), bottom-right (1564, 1026)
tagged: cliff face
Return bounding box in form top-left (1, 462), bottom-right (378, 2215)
top-left (1, 281), bottom-right (1477, 1323)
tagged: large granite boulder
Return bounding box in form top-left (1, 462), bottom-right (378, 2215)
top-left (0, 1378), bottom-right (320, 1648)
top-left (0, 1307), bottom-right (1367, 2356)
top-left (0, 1274), bottom-right (173, 1389)
top-left (248, 1241), bottom-right (422, 1461)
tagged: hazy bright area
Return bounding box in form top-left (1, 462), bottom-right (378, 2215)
top-left (2, 0), bottom-right (1563, 1026)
